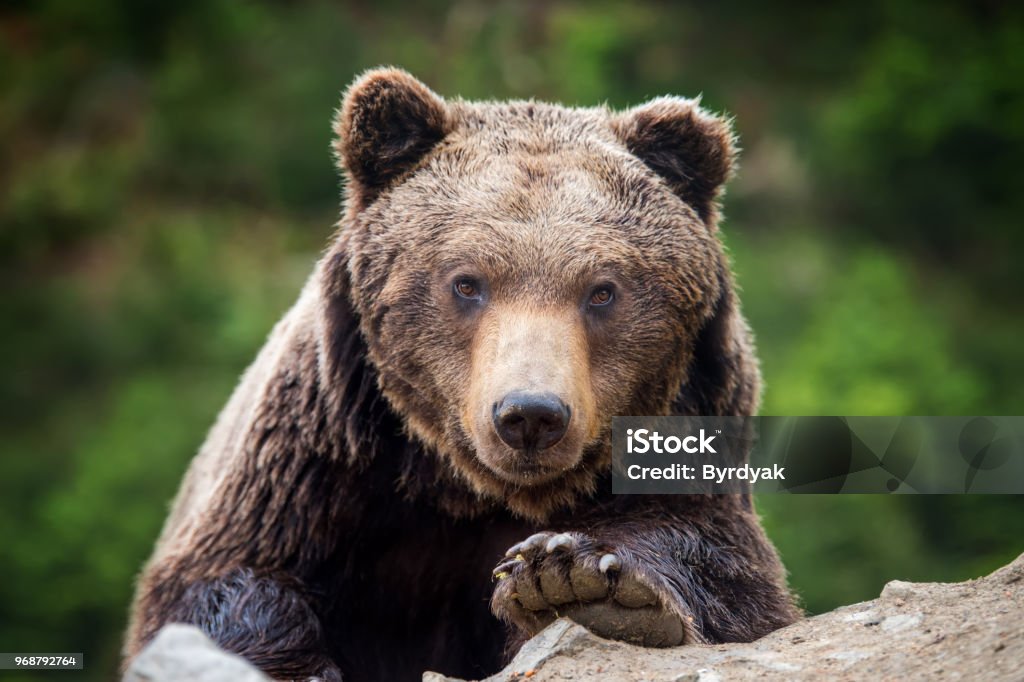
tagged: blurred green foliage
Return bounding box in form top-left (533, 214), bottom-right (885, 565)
top-left (1, 1), bottom-right (1022, 679)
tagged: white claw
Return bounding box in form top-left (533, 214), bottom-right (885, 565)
top-left (599, 553), bottom-right (622, 574)
top-left (505, 532), bottom-right (552, 557)
top-left (545, 533), bottom-right (576, 553)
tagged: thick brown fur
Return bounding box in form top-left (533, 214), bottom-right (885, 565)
top-left (124, 68), bottom-right (800, 682)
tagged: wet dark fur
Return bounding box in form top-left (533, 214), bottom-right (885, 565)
top-left (124, 69), bottom-right (799, 681)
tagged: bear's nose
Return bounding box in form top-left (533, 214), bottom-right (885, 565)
top-left (492, 391), bottom-right (571, 451)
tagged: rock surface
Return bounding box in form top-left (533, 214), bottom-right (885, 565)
top-left (123, 624), bottom-right (270, 682)
top-left (126, 553), bottom-right (1024, 681)
top-left (435, 551), bottom-right (1024, 681)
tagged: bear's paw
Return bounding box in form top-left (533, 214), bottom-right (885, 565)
top-left (490, 531), bottom-right (694, 647)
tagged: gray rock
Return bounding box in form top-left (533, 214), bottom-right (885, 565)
top-left (424, 673), bottom-right (467, 682)
top-left (500, 618), bottom-right (610, 674)
top-left (123, 624), bottom-right (269, 682)
top-left (429, 551), bottom-right (1024, 681)
top-left (880, 579), bottom-right (927, 600)
top-left (669, 669), bottom-right (721, 682)
top-left (880, 613), bottom-right (922, 632)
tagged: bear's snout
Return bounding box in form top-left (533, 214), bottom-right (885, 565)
top-left (464, 305), bottom-right (597, 484)
top-left (492, 391), bottom-right (571, 451)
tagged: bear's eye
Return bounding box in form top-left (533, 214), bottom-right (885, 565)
top-left (589, 285), bottom-right (615, 307)
top-left (453, 278), bottom-right (482, 301)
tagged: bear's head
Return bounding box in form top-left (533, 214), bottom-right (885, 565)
top-left (320, 68), bottom-right (759, 519)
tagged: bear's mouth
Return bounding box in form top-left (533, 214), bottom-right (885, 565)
top-left (462, 436), bottom-right (581, 483)
top-left (471, 442), bottom-right (584, 487)
top-left (502, 457), bottom-right (564, 482)
top-left (479, 453), bottom-right (569, 485)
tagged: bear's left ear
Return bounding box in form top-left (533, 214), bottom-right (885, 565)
top-left (334, 67), bottom-right (453, 206)
top-left (612, 97), bottom-right (737, 226)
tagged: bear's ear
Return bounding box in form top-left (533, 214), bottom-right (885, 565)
top-left (334, 68), bottom-right (452, 206)
top-left (612, 97), bottom-right (737, 226)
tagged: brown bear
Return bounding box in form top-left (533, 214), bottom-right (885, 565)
top-left (124, 67), bottom-right (800, 681)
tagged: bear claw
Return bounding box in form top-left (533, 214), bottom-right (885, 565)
top-left (505, 532), bottom-right (554, 557)
top-left (545, 533), bottom-right (577, 553)
top-left (599, 553), bottom-right (621, 573)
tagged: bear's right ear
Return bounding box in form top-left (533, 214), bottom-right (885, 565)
top-left (333, 68), bottom-right (452, 206)
top-left (612, 97), bottom-right (737, 227)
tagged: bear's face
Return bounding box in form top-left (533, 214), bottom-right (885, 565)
top-left (325, 70), bottom-right (749, 518)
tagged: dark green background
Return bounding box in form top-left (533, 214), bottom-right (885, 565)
top-left (2, 1), bottom-right (1022, 679)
